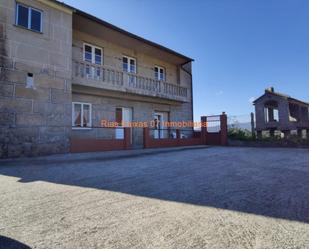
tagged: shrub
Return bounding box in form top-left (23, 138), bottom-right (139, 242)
top-left (228, 128), bottom-right (254, 141)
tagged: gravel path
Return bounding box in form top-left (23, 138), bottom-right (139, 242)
top-left (0, 147), bottom-right (309, 249)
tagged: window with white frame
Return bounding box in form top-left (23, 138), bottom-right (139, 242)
top-left (15, 3), bottom-right (42, 33)
top-left (123, 56), bottom-right (136, 84)
top-left (84, 43), bottom-right (102, 65)
top-left (83, 43), bottom-right (102, 79)
top-left (154, 66), bottom-right (165, 81)
top-left (122, 56), bottom-right (136, 73)
top-left (72, 102), bottom-right (92, 128)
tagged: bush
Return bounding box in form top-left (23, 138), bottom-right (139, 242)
top-left (228, 127), bottom-right (309, 146)
top-left (228, 128), bottom-right (254, 141)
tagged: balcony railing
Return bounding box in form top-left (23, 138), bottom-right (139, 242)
top-left (73, 60), bottom-right (188, 101)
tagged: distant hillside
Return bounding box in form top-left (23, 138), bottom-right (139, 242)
top-left (228, 122), bottom-right (252, 131)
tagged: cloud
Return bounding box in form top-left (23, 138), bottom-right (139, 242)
top-left (249, 97), bottom-right (256, 103)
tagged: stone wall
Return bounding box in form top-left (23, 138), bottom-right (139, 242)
top-left (0, 0), bottom-right (193, 157)
top-left (72, 92), bottom-right (192, 147)
top-left (0, 0), bottom-right (72, 158)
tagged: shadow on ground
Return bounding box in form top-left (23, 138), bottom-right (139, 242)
top-left (0, 236), bottom-right (31, 249)
top-left (0, 148), bottom-right (308, 224)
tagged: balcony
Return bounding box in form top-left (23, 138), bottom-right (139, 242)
top-left (72, 60), bottom-right (189, 102)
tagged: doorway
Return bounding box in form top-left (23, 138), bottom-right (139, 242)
top-left (154, 112), bottom-right (165, 139)
top-left (115, 107), bottom-right (132, 142)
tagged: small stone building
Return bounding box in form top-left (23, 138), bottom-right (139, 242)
top-left (253, 87), bottom-right (309, 138)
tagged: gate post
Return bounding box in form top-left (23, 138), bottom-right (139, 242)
top-left (176, 129), bottom-right (180, 146)
top-left (143, 127), bottom-right (150, 148)
top-left (124, 127), bottom-right (132, 149)
top-left (201, 116), bottom-right (207, 144)
top-left (220, 112), bottom-right (228, 146)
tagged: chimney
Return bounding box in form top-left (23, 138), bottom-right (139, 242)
top-left (265, 87), bottom-right (274, 93)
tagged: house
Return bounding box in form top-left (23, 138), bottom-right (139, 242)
top-left (253, 87), bottom-right (309, 138)
top-left (0, 0), bottom-right (194, 158)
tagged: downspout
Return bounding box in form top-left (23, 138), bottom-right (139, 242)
top-left (180, 61), bottom-right (194, 123)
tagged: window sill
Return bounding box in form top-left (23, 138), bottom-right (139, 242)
top-left (72, 127), bottom-right (92, 130)
top-left (13, 24), bottom-right (43, 34)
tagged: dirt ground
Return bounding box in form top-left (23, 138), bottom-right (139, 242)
top-left (0, 147), bottom-right (309, 249)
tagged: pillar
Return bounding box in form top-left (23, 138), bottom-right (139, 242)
top-left (250, 112), bottom-right (255, 138)
top-left (269, 129), bottom-right (275, 137)
top-left (257, 130), bottom-right (262, 139)
top-left (201, 116), bottom-right (207, 145)
top-left (297, 129), bottom-right (303, 139)
top-left (220, 112), bottom-right (228, 146)
top-left (282, 130), bottom-right (290, 139)
top-left (143, 127), bottom-right (150, 148)
top-left (124, 127), bottom-right (132, 149)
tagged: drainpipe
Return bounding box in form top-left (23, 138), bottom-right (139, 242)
top-left (180, 61), bottom-right (194, 124)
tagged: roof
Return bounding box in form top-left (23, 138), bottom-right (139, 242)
top-left (51, 0), bottom-right (193, 63)
top-left (253, 89), bottom-right (309, 106)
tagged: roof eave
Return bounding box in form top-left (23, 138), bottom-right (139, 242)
top-left (74, 9), bottom-right (194, 64)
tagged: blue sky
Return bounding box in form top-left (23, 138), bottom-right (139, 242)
top-left (63, 0), bottom-right (309, 120)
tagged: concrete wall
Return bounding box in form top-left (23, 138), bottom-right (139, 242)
top-left (0, 0), bottom-right (72, 158)
top-left (255, 94), bottom-right (295, 131)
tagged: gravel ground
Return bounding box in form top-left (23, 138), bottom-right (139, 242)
top-left (0, 147), bottom-right (309, 249)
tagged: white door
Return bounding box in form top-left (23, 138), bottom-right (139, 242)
top-left (116, 107), bottom-right (132, 140)
top-left (123, 107), bottom-right (132, 125)
top-left (154, 113), bottom-right (164, 139)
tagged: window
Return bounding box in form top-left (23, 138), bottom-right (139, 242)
top-left (154, 66), bottom-right (165, 81)
top-left (15, 3), bottom-right (42, 32)
top-left (26, 73), bottom-right (34, 89)
top-left (83, 43), bottom-right (102, 79)
top-left (273, 109), bottom-right (279, 122)
top-left (122, 56), bottom-right (136, 73)
top-left (123, 56), bottom-right (136, 84)
top-left (115, 107), bottom-right (133, 140)
top-left (264, 107), bottom-right (279, 123)
top-left (72, 102), bottom-right (92, 128)
top-left (83, 43), bottom-right (102, 65)
top-left (264, 100), bottom-right (279, 123)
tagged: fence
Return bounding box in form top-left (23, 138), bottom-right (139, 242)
top-left (143, 113), bottom-right (228, 149)
top-left (143, 128), bottom-right (202, 148)
top-left (204, 114), bottom-right (228, 145)
top-left (228, 114), bottom-right (253, 131)
top-left (70, 114), bottom-right (228, 153)
top-left (227, 113), bottom-right (309, 146)
top-left (70, 127), bottom-right (131, 153)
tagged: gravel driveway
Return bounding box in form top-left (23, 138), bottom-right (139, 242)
top-left (0, 147), bottom-right (309, 249)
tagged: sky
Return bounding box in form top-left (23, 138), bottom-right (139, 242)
top-left (63, 0), bottom-right (309, 120)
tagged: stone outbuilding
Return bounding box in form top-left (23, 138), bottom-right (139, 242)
top-left (253, 87), bottom-right (309, 138)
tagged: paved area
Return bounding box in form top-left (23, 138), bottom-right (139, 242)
top-left (0, 147), bottom-right (309, 249)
